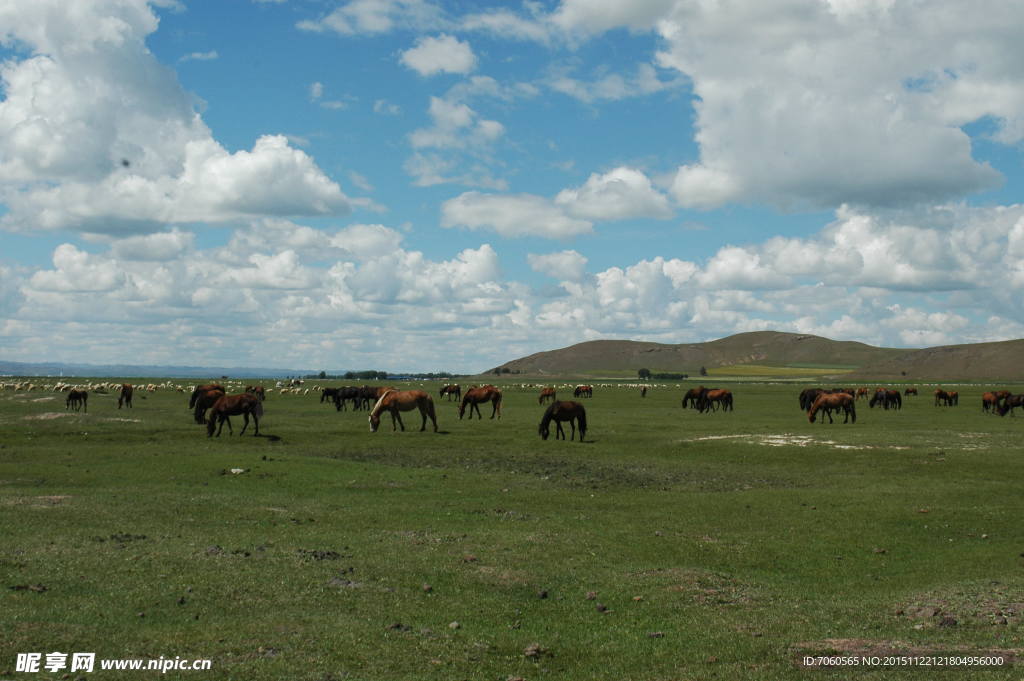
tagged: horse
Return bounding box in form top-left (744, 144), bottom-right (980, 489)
top-left (856, 387), bottom-right (871, 400)
top-left (868, 389), bottom-right (901, 410)
top-left (798, 388), bottom-right (822, 411)
top-left (573, 385), bottom-right (593, 398)
top-left (245, 385), bottom-right (266, 401)
top-left (640, 386), bottom-right (647, 398)
top-left (439, 384), bottom-right (462, 401)
top-left (982, 391), bottom-right (1000, 414)
top-left (998, 394), bottom-right (1024, 416)
top-left (459, 386), bottom-right (503, 420)
top-left (207, 393), bottom-right (263, 437)
top-left (538, 387), bottom-right (557, 404)
top-left (192, 388), bottom-right (225, 424)
top-left (904, 387), bottom-right (918, 396)
top-left (697, 388), bottom-right (733, 413)
top-left (66, 389), bottom-right (88, 412)
top-left (320, 387), bottom-right (340, 404)
top-left (189, 384), bottom-right (224, 410)
top-left (538, 401), bottom-right (587, 442)
top-left (369, 390), bottom-right (438, 432)
top-left (684, 386), bottom-right (709, 409)
top-left (330, 386), bottom-right (361, 411)
top-left (117, 383), bottom-right (133, 409)
top-left (808, 392), bottom-right (856, 424)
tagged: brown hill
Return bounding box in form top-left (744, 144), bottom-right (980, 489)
top-left (491, 331), bottom-right (909, 376)
top-left (491, 331), bottom-right (1024, 381)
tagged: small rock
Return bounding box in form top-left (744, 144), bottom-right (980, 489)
top-left (524, 643), bottom-right (545, 658)
top-left (448, 621), bottom-right (460, 630)
top-left (873, 548), bottom-right (887, 554)
top-left (706, 655), bottom-right (718, 663)
top-left (422, 584), bottom-right (432, 593)
top-left (632, 596), bottom-right (643, 602)
top-left (537, 589), bottom-right (548, 599)
top-left (648, 631), bottom-right (664, 638)
top-left (982, 534), bottom-right (989, 539)
top-left (462, 554), bottom-right (478, 563)
top-left (585, 591), bottom-right (597, 600)
top-left (595, 603), bottom-right (608, 613)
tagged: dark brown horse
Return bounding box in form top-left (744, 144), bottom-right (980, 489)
top-left (369, 390), bottom-right (438, 432)
top-left (459, 386), bottom-right (502, 420)
top-left (903, 387), bottom-right (918, 396)
top-left (538, 387), bottom-right (556, 404)
top-left (190, 383), bottom-right (224, 410)
top-left (868, 389), bottom-right (901, 410)
top-left (117, 383), bottom-right (133, 409)
top-left (573, 385), bottom-right (593, 398)
top-left (66, 389), bottom-right (88, 412)
top-left (998, 394), bottom-right (1024, 416)
top-left (192, 388), bottom-right (225, 424)
top-left (538, 401), bottom-right (587, 442)
top-left (697, 388), bottom-right (733, 413)
top-left (684, 386), bottom-right (709, 409)
top-left (246, 385), bottom-right (266, 401)
top-left (934, 389), bottom-right (959, 406)
top-left (439, 384), bottom-right (461, 401)
top-left (207, 393), bottom-right (263, 437)
top-left (808, 392), bottom-right (856, 424)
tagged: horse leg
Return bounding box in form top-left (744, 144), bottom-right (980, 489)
top-left (472, 402), bottom-right (481, 419)
top-left (556, 422), bottom-right (565, 439)
top-left (252, 412), bottom-right (259, 436)
top-left (239, 412), bottom-right (249, 436)
top-left (569, 420), bottom-right (576, 441)
top-left (393, 409), bottom-right (405, 431)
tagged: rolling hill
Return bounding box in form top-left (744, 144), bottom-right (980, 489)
top-left (489, 331), bottom-right (1024, 381)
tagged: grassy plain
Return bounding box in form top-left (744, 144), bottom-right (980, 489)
top-left (2, 378), bottom-right (1023, 680)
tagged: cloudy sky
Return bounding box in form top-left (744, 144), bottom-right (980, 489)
top-left (2, 0), bottom-right (1024, 373)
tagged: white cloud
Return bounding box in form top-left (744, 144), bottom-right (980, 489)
top-left (0, 0), bottom-right (355, 235)
top-left (441, 192), bottom-right (592, 238)
top-left (179, 50), bottom-right (218, 62)
top-left (527, 250), bottom-right (588, 282)
top-left (555, 167), bottom-right (673, 221)
top-left (547, 62), bottom-right (680, 103)
top-left (400, 34), bottom-right (476, 76)
top-left (296, 0), bottom-right (445, 35)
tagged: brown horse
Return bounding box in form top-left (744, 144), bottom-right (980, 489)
top-left (538, 401), bottom-right (587, 442)
top-left (903, 387), bottom-right (918, 396)
top-left (856, 387), bottom-right (871, 400)
top-left (66, 389), bottom-right (88, 412)
top-left (246, 385), bottom-right (266, 401)
top-left (190, 383), bottom-right (224, 410)
top-left (439, 384), bottom-right (461, 401)
top-left (573, 385), bottom-right (593, 398)
top-left (683, 386), bottom-right (708, 408)
top-left (207, 393), bottom-right (263, 437)
top-left (808, 392), bottom-right (856, 424)
top-left (459, 386), bottom-right (503, 420)
top-left (934, 389), bottom-right (959, 406)
top-left (998, 394), bottom-right (1024, 416)
top-left (369, 390), bottom-right (438, 432)
top-left (538, 387), bottom-right (557, 404)
top-left (697, 388), bottom-right (733, 413)
top-left (192, 388), bottom-right (225, 424)
top-left (117, 383), bottom-right (133, 409)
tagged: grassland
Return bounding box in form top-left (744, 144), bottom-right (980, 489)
top-left (2, 378), bottom-right (1023, 680)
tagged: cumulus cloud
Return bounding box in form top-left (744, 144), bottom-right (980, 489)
top-left (405, 97), bottom-right (507, 188)
top-left (0, 0), bottom-right (356, 234)
top-left (555, 167), bottom-right (673, 221)
top-left (528, 250), bottom-right (588, 282)
top-left (400, 34), bottom-right (476, 76)
top-left (441, 192), bottom-right (592, 238)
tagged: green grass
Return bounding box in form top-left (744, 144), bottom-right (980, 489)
top-left (706, 364), bottom-right (856, 377)
top-left (2, 379), bottom-right (1023, 680)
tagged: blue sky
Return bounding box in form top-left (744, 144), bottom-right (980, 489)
top-left (2, 0), bottom-right (1024, 373)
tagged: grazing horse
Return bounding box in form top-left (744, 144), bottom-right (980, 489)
top-left (321, 387), bottom-right (340, 404)
top-left (904, 387), bottom-right (918, 396)
top-left (798, 388), bottom-right (822, 411)
top-left (207, 393), bottom-right (263, 437)
top-left (66, 389), bottom-right (88, 412)
top-left (190, 383), bottom-right (224, 410)
top-left (998, 394), bottom-right (1024, 416)
top-left (684, 386), bottom-right (709, 409)
top-left (868, 389), bottom-right (902, 410)
top-left (330, 386), bottom-right (360, 411)
top-left (982, 391), bottom-right (1000, 414)
top-left (856, 387), bottom-right (871, 400)
top-left (192, 389), bottom-right (225, 424)
top-left (808, 392), bottom-right (856, 424)
top-left (573, 385), bottom-right (593, 398)
top-left (697, 388), bottom-right (733, 413)
top-left (934, 389), bottom-right (958, 406)
top-left (117, 383), bottom-right (133, 409)
top-left (538, 387), bottom-right (557, 404)
top-left (439, 384), bottom-right (462, 401)
top-left (459, 386), bottom-right (503, 419)
top-left (538, 401), bottom-right (587, 442)
top-left (369, 390), bottom-right (438, 432)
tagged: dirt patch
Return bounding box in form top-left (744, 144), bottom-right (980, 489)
top-left (633, 567), bottom-right (757, 606)
top-left (3, 495), bottom-right (72, 507)
top-left (896, 582), bottom-right (1024, 629)
top-left (103, 417), bottom-right (141, 423)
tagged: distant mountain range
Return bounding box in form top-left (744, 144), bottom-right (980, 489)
top-left (491, 331), bottom-right (1024, 381)
top-left (0, 360), bottom-right (326, 379)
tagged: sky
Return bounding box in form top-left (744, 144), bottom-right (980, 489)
top-left (2, 0), bottom-right (1024, 373)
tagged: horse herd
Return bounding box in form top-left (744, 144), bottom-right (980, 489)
top-left (47, 380), bottom-right (1023, 442)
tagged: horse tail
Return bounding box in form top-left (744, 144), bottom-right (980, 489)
top-left (255, 398), bottom-right (265, 419)
top-left (577, 405), bottom-right (587, 439)
top-left (496, 391), bottom-right (503, 418)
top-left (849, 400), bottom-right (857, 423)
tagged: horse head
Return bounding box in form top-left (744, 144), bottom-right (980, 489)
top-left (368, 412), bottom-right (381, 432)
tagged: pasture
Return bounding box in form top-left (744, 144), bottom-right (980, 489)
top-left (2, 379), bottom-right (1023, 680)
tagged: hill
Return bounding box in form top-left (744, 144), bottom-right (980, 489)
top-left (490, 331), bottom-right (1024, 381)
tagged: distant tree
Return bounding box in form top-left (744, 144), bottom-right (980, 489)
top-left (318, 370), bottom-right (327, 379)
top-left (500, 367), bottom-right (511, 374)
top-left (638, 368), bottom-right (651, 380)
top-left (699, 366), bottom-right (707, 377)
